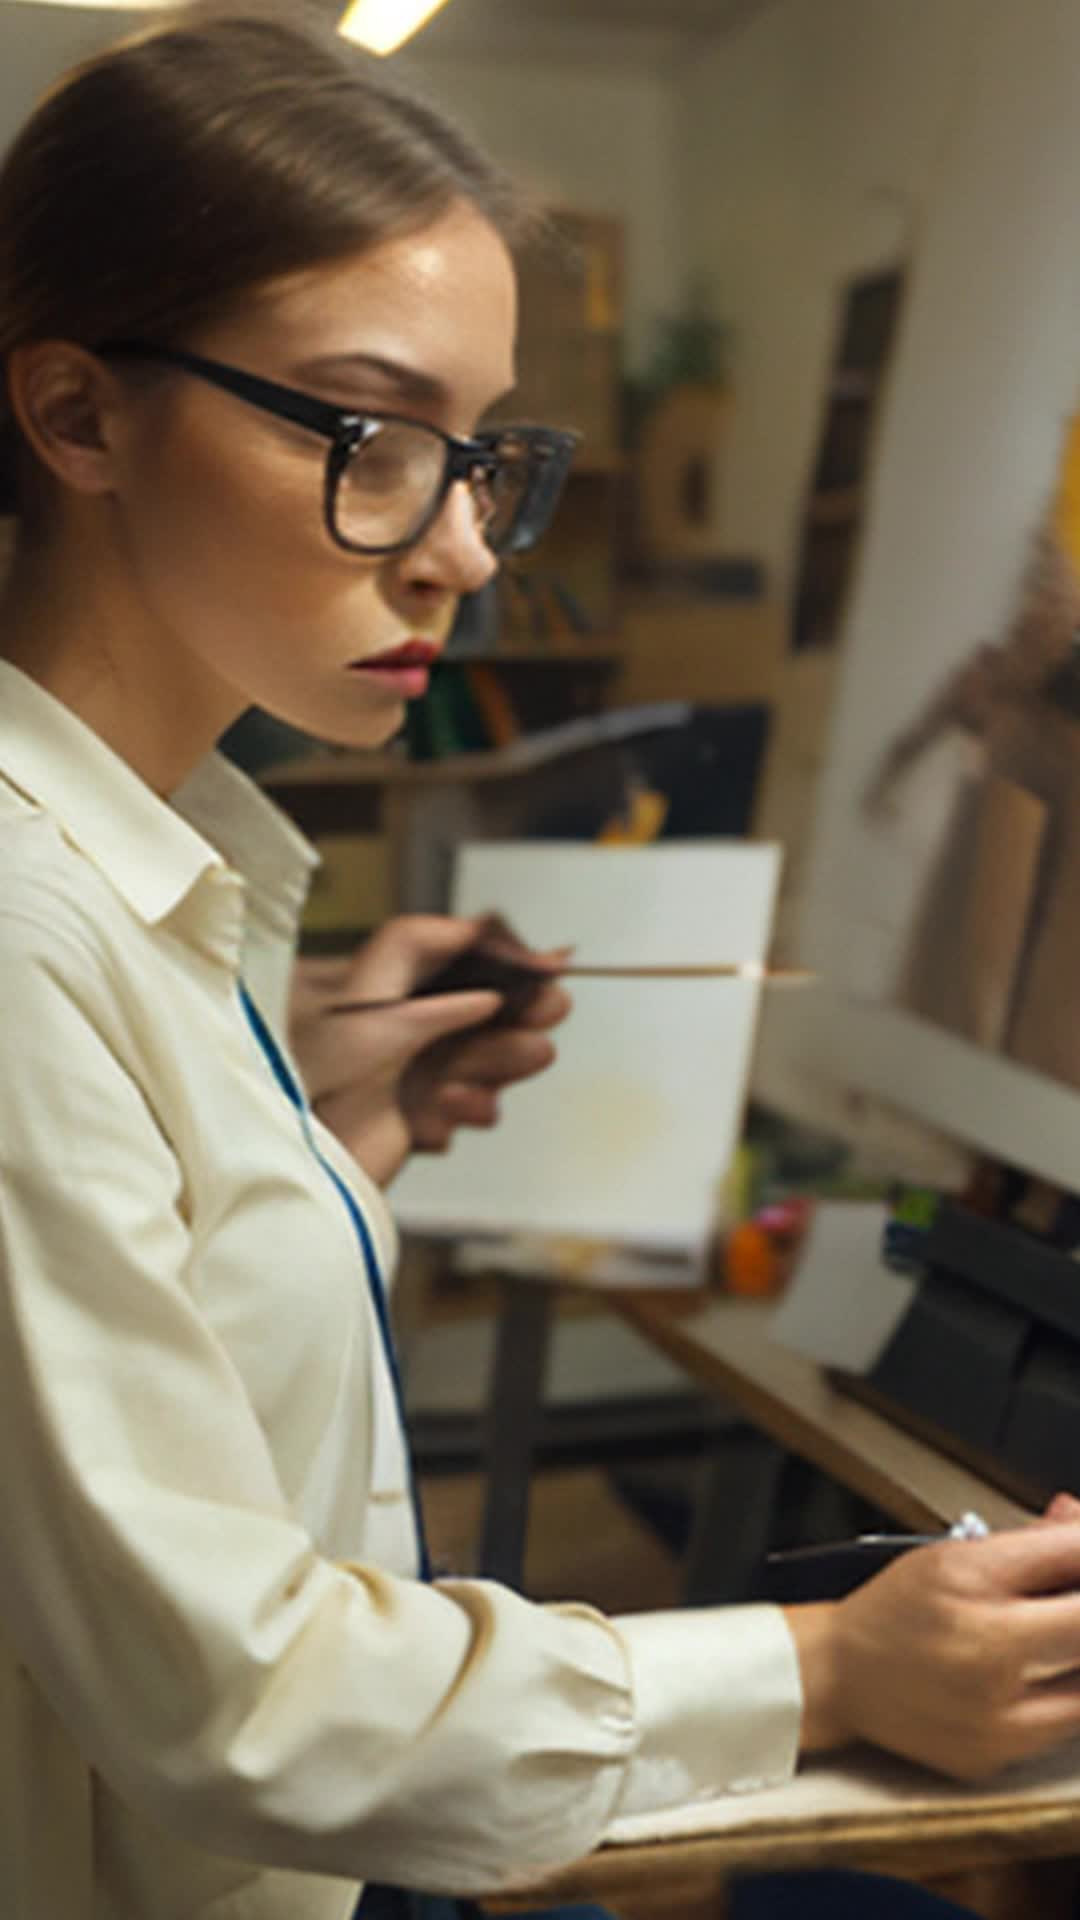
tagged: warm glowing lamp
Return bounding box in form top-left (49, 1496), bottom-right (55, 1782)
top-left (337, 0), bottom-right (453, 57)
top-left (1, 0), bottom-right (451, 38)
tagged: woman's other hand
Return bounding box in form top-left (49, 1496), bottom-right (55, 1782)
top-left (289, 914), bottom-right (571, 1186)
top-left (785, 1512), bottom-right (1080, 1781)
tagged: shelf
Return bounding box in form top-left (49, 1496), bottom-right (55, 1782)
top-left (260, 702), bottom-right (685, 791)
top-left (792, 267), bottom-right (904, 655)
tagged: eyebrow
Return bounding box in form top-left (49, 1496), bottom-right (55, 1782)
top-left (294, 351), bottom-right (515, 416)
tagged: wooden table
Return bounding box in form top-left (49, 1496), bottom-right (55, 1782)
top-left (475, 1279), bottom-right (1030, 1595)
top-left (489, 1794), bottom-right (1080, 1920)
top-left (608, 1291), bottom-right (1031, 1533)
top-left (481, 1286), bottom-right (1080, 1920)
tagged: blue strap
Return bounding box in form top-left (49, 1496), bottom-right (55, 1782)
top-left (238, 983), bottom-right (433, 1582)
top-left (238, 992), bottom-right (614, 1920)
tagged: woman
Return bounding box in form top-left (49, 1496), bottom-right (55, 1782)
top-left (4, 11), bottom-right (1080, 1920)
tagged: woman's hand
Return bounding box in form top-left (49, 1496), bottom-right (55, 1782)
top-left (289, 915), bottom-right (571, 1187)
top-left (786, 1503), bottom-right (1080, 1781)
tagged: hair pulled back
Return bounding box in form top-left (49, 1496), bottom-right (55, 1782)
top-left (0, 3), bottom-right (521, 515)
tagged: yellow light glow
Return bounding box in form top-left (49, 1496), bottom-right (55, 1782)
top-left (338, 0), bottom-right (452, 56)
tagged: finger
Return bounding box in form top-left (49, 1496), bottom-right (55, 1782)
top-left (410, 1113), bottom-right (456, 1153)
top-left (1043, 1493), bottom-right (1080, 1525)
top-left (468, 913), bottom-right (573, 972)
top-left (968, 1520), bottom-right (1080, 1596)
top-left (1007, 1591), bottom-right (1080, 1678)
top-left (430, 1029), bottom-right (556, 1088)
top-left (948, 1689), bottom-right (1080, 1782)
top-left (393, 989), bottom-right (503, 1056)
top-left (437, 1083), bottom-right (500, 1128)
top-left (292, 954), bottom-right (354, 990)
top-left (340, 914), bottom-right (489, 1000)
top-left (513, 983), bottom-right (573, 1030)
top-left (324, 990), bottom-right (501, 1077)
top-left (523, 943), bottom-right (575, 972)
top-left (1010, 1671), bottom-right (1080, 1757)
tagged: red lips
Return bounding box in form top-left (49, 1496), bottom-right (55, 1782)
top-left (355, 638), bottom-right (442, 669)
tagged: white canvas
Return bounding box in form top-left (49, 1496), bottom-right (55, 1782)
top-left (393, 841), bottom-right (781, 1251)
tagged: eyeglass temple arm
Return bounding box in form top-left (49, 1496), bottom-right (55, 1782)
top-left (102, 341), bottom-right (354, 444)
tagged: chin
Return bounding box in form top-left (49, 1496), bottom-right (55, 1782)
top-left (317, 705), bottom-right (406, 752)
top-left (256, 684), bottom-right (408, 754)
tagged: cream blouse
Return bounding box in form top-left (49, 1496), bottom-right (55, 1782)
top-left (0, 659), bottom-right (802, 1920)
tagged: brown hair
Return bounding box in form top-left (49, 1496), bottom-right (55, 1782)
top-left (0, 2), bottom-right (523, 517)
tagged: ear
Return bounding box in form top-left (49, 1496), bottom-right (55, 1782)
top-left (6, 341), bottom-right (126, 500)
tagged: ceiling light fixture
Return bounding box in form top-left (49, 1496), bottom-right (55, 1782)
top-left (337, 0), bottom-right (453, 57)
top-left (3, 1), bottom-right (167, 9)
top-left (1, 0), bottom-right (450, 48)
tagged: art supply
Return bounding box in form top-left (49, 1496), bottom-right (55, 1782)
top-left (328, 916), bottom-right (813, 1019)
top-left (330, 912), bottom-right (557, 1026)
top-left (563, 963), bottom-right (812, 983)
top-left (391, 840), bottom-right (782, 1251)
top-left (768, 1201), bottom-right (916, 1375)
top-left (329, 967), bottom-right (811, 1014)
top-left (763, 1510), bottom-right (990, 1602)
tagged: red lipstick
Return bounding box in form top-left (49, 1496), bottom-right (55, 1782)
top-left (350, 638), bottom-right (441, 699)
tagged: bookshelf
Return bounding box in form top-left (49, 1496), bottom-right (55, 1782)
top-left (791, 267), bottom-right (906, 654)
top-left (262, 705), bottom-right (685, 949)
top-left (410, 208), bottom-right (627, 757)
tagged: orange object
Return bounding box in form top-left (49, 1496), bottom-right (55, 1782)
top-left (465, 663), bottom-right (520, 747)
top-left (723, 1220), bottom-right (780, 1298)
top-left (596, 786), bottom-right (669, 845)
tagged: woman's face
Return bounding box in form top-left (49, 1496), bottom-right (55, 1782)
top-left (111, 201), bottom-right (517, 751)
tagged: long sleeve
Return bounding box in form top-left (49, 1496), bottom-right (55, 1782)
top-left (0, 667), bottom-right (803, 1920)
top-left (0, 906), bottom-right (644, 1892)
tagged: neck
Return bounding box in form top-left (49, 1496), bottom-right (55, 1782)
top-left (0, 518), bottom-right (245, 794)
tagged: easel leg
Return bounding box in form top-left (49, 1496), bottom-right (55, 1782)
top-left (478, 1274), bottom-right (554, 1588)
top-left (682, 1431), bottom-right (793, 1605)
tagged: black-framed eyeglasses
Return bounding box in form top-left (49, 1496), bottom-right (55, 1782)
top-left (100, 341), bottom-right (580, 558)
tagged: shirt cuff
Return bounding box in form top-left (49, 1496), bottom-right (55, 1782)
top-left (608, 1603), bottom-right (803, 1820)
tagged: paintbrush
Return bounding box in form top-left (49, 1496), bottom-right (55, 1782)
top-left (328, 951), bottom-right (814, 1017)
top-left (562, 963), bottom-right (813, 983)
top-left (327, 914), bottom-right (814, 1019)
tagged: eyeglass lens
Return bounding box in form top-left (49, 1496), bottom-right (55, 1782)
top-left (333, 421), bottom-right (536, 555)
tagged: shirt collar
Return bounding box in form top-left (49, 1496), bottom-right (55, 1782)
top-left (0, 661), bottom-right (316, 959)
top-left (171, 749), bottom-right (318, 942)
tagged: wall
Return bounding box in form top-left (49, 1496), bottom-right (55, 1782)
top-left (738, 0), bottom-right (1080, 1190)
top-left (675, 0), bottom-right (985, 593)
top-left (0, 8), bottom-right (683, 380)
top-left (0, 4), bottom-right (141, 129)
top-left (789, 0), bottom-right (1080, 1186)
top-left (396, 49), bottom-right (683, 376)
top-left (0, 1), bottom-right (1007, 580)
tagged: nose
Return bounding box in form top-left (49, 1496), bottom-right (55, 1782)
top-left (403, 477), bottom-right (499, 596)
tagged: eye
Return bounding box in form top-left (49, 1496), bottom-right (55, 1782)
top-left (354, 438), bottom-right (408, 491)
top-left (344, 421), bottom-right (423, 492)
